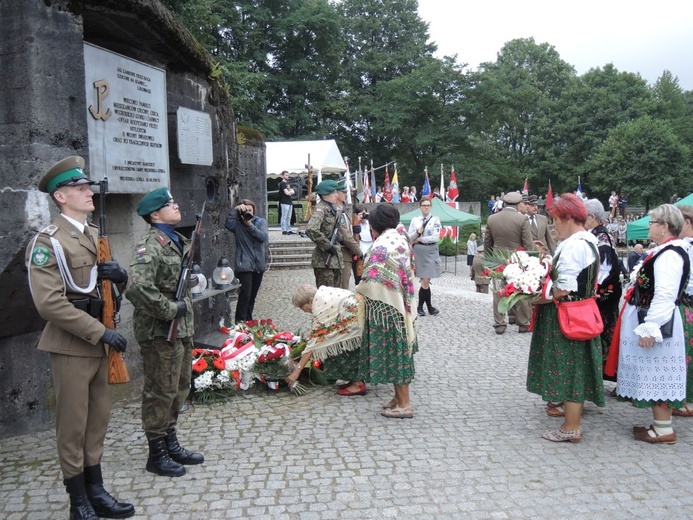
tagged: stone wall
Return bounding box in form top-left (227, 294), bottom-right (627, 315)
top-left (0, 1), bottom-right (264, 437)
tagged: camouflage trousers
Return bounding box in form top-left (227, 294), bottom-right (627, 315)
top-left (140, 336), bottom-right (193, 439)
top-left (313, 268), bottom-right (342, 289)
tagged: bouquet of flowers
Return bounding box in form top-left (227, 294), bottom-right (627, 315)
top-left (191, 348), bottom-right (234, 403)
top-left (483, 248), bottom-right (551, 314)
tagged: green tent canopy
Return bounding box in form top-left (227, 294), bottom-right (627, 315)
top-left (627, 193), bottom-right (693, 241)
top-left (399, 197), bottom-right (481, 227)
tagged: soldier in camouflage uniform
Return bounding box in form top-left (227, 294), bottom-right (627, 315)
top-left (306, 180), bottom-right (362, 288)
top-left (124, 187), bottom-right (204, 478)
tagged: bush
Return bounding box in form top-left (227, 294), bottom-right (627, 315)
top-left (438, 236), bottom-right (457, 256)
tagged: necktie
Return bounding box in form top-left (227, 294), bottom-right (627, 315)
top-left (83, 227), bottom-right (95, 245)
top-left (531, 217), bottom-right (538, 234)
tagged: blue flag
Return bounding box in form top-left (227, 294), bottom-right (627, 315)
top-left (370, 165), bottom-right (377, 197)
top-left (421, 169), bottom-right (431, 197)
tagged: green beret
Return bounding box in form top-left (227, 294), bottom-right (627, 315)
top-left (316, 179), bottom-right (343, 196)
top-left (137, 187), bottom-right (173, 216)
top-left (39, 156), bottom-right (96, 194)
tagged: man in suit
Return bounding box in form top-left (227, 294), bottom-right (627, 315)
top-left (484, 191), bottom-right (534, 335)
top-left (526, 194), bottom-right (556, 254)
top-left (26, 156), bottom-right (134, 519)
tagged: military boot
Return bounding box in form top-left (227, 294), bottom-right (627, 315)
top-left (84, 464), bottom-right (135, 519)
top-left (64, 473), bottom-right (98, 520)
top-left (146, 437), bottom-right (186, 477)
top-left (164, 428), bottom-right (204, 465)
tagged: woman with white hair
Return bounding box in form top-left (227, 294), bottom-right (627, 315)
top-left (605, 204), bottom-right (691, 444)
top-left (583, 198), bottom-right (622, 383)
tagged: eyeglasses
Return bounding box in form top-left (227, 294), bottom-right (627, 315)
top-left (420, 204), bottom-right (431, 207)
top-left (161, 201), bottom-right (179, 208)
top-left (648, 220), bottom-right (659, 226)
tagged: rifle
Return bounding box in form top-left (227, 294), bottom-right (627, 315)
top-left (167, 200), bottom-right (206, 345)
top-left (98, 179), bottom-right (130, 384)
top-left (324, 207), bottom-right (343, 266)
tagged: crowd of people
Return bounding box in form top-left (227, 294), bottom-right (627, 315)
top-left (24, 154), bottom-right (693, 518)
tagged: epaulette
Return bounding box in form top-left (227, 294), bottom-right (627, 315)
top-left (155, 234), bottom-right (168, 246)
top-left (39, 224), bottom-right (58, 236)
top-left (87, 222), bottom-right (99, 230)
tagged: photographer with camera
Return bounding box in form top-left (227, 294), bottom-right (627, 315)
top-left (225, 199), bottom-right (269, 323)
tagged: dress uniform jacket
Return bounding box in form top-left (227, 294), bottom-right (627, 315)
top-left (529, 214), bottom-right (556, 255)
top-left (125, 227), bottom-right (194, 342)
top-left (484, 207), bottom-right (533, 253)
top-left (26, 214), bottom-right (107, 355)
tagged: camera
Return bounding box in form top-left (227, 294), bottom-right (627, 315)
top-left (240, 210), bottom-right (253, 221)
top-left (361, 211), bottom-right (369, 220)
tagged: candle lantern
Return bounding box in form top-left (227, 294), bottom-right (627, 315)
top-left (212, 257), bottom-right (234, 289)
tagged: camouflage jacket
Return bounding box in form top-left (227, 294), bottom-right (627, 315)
top-left (306, 200), bottom-right (344, 270)
top-left (125, 227), bottom-right (194, 342)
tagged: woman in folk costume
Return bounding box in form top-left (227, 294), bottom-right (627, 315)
top-left (584, 199), bottom-right (622, 381)
top-left (407, 198), bottom-right (442, 316)
top-left (605, 204), bottom-right (690, 444)
top-left (672, 205), bottom-right (693, 417)
top-left (287, 284), bottom-right (366, 396)
top-left (526, 194), bottom-right (603, 443)
top-left (357, 204), bottom-right (418, 418)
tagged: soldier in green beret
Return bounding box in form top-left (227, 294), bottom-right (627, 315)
top-left (26, 156), bottom-right (134, 519)
top-left (125, 188), bottom-right (204, 478)
top-left (306, 180), bottom-right (362, 288)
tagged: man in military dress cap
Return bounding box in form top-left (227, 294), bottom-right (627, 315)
top-left (124, 188), bottom-right (204, 478)
top-left (26, 156), bottom-right (134, 519)
top-left (306, 180), bottom-right (362, 288)
top-left (484, 191), bottom-right (534, 335)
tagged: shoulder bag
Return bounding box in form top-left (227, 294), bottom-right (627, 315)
top-left (553, 241), bottom-right (604, 341)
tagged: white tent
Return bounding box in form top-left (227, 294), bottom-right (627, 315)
top-left (265, 140), bottom-right (347, 179)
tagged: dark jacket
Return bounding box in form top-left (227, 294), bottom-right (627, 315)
top-left (225, 210), bottom-right (268, 273)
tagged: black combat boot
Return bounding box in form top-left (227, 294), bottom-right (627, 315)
top-left (64, 473), bottom-right (98, 520)
top-left (164, 428), bottom-right (204, 465)
top-left (146, 437), bottom-right (186, 477)
top-left (84, 464), bottom-right (135, 519)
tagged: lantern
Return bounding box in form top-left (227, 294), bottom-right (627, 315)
top-left (212, 257), bottom-right (234, 289)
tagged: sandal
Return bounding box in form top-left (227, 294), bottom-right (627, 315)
top-left (633, 425), bottom-right (677, 444)
top-left (382, 398), bottom-right (398, 410)
top-left (380, 405), bottom-right (414, 419)
top-left (337, 381), bottom-right (367, 396)
top-left (545, 402), bottom-right (565, 417)
top-left (541, 427), bottom-right (583, 443)
top-left (672, 403), bottom-right (693, 417)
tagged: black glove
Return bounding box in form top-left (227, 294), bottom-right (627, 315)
top-left (97, 261), bottom-right (128, 284)
top-left (175, 301), bottom-right (188, 318)
top-left (186, 274), bottom-right (199, 289)
top-left (328, 245), bottom-right (339, 256)
top-left (101, 328), bottom-right (127, 353)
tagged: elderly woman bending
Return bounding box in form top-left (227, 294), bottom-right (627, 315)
top-left (606, 204), bottom-right (690, 443)
top-left (527, 194), bottom-right (604, 443)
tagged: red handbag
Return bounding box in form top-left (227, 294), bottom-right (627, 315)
top-left (554, 297), bottom-right (603, 341)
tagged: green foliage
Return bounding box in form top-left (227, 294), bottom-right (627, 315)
top-left (438, 236), bottom-right (456, 257)
top-left (585, 116), bottom-right (690, 209)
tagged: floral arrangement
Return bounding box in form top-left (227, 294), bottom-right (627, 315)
top-left (483, 248), bottom-right (551, 314)
top-left (191, 348), bottom-right (235, 403)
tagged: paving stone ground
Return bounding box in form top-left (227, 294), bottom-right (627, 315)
top-left (1, 233), bottom-right (691, 519)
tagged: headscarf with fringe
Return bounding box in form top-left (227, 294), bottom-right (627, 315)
top-left (356, 227), bottom-right (418, 349)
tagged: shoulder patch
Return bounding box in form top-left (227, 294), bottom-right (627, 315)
top-left (136, 247), bottom-right (147, 255)
top-left (315, 208), bottom-right (323, 213)
top-left (155, 235), bottom-right (168, 246)
top-left (40, 224), bottom-right (58, 236)
top-left (31, 244), bottom-right (51, 266)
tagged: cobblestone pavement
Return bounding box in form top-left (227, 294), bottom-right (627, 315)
top-left (2, 246), bottom-right (692, 519)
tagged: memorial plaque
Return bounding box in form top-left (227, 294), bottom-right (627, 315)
top-left (177, 107), bottom-right (213, 166)
top-left (83, 43), bottom-right (169, 193)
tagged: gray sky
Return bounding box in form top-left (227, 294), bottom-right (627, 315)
top-left (417, 0), bottom-right (693, 91)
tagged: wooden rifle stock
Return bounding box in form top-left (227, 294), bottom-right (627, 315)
top-left (98, 180), bottom-right (130, 384)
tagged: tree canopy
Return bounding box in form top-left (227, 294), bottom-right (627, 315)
top-left (162, 0), bottom-right (693, 207)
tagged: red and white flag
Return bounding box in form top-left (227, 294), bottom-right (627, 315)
top-left (446, 166), bottom-right (459, 202)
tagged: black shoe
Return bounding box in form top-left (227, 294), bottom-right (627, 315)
top-left (84, 465), bottom-right (135, 519)
top-left (64, 473), bottom-right (99, 520)
top-left (428, 307), bottom-right (440, 316)
top-left (495, 329), bottom-right (506, 335)
top-left (288, 230), bottom-right (296, 234)
top-left (282, 231), bottom-right (289, 235)
top-left (146, 437), bottom-right (186, 477)
top-left (165, 429), bottom-right (205, 465)
top-left (417, 308), bottom-right (425, 317)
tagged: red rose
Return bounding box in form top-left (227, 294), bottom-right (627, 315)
top-left (260, 319), bottom-right (267, 325)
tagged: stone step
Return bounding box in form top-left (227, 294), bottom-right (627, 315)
top-left (269, 253), bottom-right (312, 263)
top-left (269, 247), bottom-right (314, 256)
top-left (267, 260), bottom-right (312, 270)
